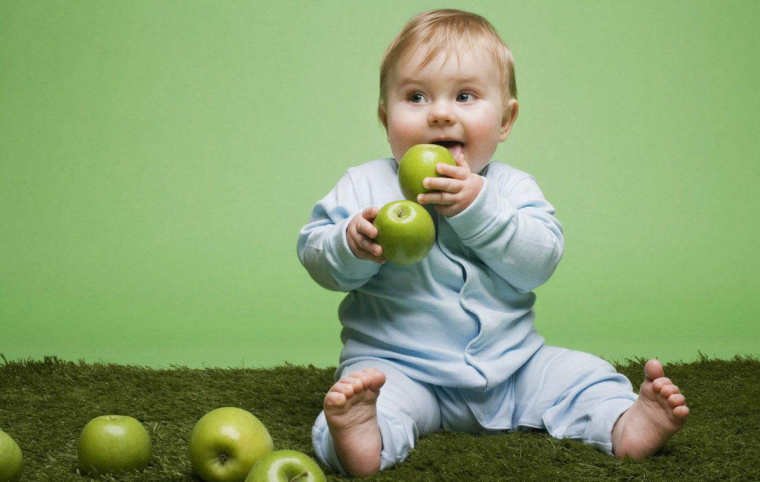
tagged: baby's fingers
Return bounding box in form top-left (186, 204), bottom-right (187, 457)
top-left (360, 237), bottom-right (384, 260)
top-left (348, 206), bottom-right (386, 263)
top-left (418, 191), bottom-right (457, 206)
top-left (437, 161), bottom-right (470, 179)
top-left (362, 206), bottom-right (380, 222)
top-left (358, 212), bottom-right (379, 239)
top-left (423, 176), bottom-right (462, 193)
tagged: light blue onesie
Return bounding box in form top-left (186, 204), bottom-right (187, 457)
top-left (297, 158), bottom-right (636, 474)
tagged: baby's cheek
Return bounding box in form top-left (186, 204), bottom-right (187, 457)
top-left (387, 117), bottom-right (425, 155)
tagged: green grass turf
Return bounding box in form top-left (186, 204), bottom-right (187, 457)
top-left (1, 354), bottom-right (758, 481)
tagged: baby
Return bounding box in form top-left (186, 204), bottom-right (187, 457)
top-left (297, 8), bottom-right (688, 477)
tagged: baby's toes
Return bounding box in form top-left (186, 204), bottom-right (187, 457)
top-left (327, 380), bottom-right (357, 406)
top-left (674, 405), bottom-right (690, 418)
top-left (652, 377), bottom-right (672, 392)
top-left (659, 384), bottom-right (680, 400)
top-left (343, 376), bottom-right (365, 394)
top-left (325, 377), bottom-right (363, 409)
top-left (352, 372), bottom-right (376, 392)
top-left (668, 393), bottom-right (686, 408)
top-left (644, 359), bottom-right (665, 380)
top-left (337, 379), bottom-right (361, 398)
top-left (352, 369), bottom-right (385, 392)
top-left (325, 390), bottom-right (347, 409)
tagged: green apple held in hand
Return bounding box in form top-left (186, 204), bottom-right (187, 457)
top-left (77, 415), bottom-right (151, 475)
top-left (374, 200), bottom-right (435, 265)
top-left (0, 429), bottom-right (23, 482)
top-left (190, 407), bottom-right (273, 482)
top-left (398, 143), bottom-right (457, 201)
top-left (245, 450), bottom-right (326, 482)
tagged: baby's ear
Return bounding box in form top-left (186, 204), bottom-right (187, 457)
top-left (499, 99), bottom-right (519, 141)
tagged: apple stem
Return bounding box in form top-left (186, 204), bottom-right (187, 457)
top-left (291, 472), bottom-right (308, 481)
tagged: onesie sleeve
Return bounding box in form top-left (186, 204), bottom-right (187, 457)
top-left (446, 172), bottom-right (564, 292)
top-left (297, 170), bottom-right (382, 292)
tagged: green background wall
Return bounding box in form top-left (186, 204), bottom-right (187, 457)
top-left (2, 1), bottom-right (758, 368)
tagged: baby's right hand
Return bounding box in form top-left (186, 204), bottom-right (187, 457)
top-left (347, 207), bottom-right (386, 264)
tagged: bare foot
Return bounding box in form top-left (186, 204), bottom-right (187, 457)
top-left (324, 368), bottom-right (386, 476)
top-left (612, 359), bottom-right (689, 459)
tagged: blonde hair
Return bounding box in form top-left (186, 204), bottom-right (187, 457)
top-left (378, 9), bottom-right (517, 121)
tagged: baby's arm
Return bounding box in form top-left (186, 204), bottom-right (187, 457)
top-left (447, 173), bottom-right (564, 292)
top-left (297, 172), bottom-right (383, 292)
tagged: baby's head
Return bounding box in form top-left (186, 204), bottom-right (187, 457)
top-left (379, 9), bottom-right (517, 115)
top-left (377, 9), bottom-right (519, 173)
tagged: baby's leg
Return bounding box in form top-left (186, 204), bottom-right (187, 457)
top-left (312, 359), bottom-right (441, 477)
top-left (512, 347), bottom-right (687, 458)
top-left (512, 347), bottom-right (638, 453)
top-left (611, 359), bottom-right (689, 459)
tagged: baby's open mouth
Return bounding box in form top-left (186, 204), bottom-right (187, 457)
top-left (433, 141), bottom-right (464, 161)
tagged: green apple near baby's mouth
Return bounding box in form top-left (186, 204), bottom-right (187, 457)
top-left (374, 200), bottom-right (435, 265)
top-left (245, 449), bottom-right (326, 482)
top-left (0, 429), bottom-right (23, 481)
top-left (77, 415), bottom-right (151, 475)
top-left (398, 143), bottom-right (458, 201)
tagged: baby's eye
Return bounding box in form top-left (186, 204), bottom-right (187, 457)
top-left (457, 92), bottom-right (475, 102)
top-left (408, 92), bottom-right (426, 103)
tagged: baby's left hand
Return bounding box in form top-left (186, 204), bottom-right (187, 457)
top-left (417, 157), bottom-right (483, 217)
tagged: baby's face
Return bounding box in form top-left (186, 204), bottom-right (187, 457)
top-left (381, 46), bottom-right (516, 174)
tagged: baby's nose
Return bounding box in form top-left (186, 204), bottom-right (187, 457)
top-left (427, 102), bottom-right (455, 126)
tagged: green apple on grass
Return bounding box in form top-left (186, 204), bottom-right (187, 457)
top-left (245, 450), bottom-right (326, 482)
top-left (190, 407), bottom-right (273, 482)
top-left (0, 429), bottom-right (23, 482)
top-left (77, 415), bottom-right (151, 475)
top-left (374, 200), bottom-right (435, 265)
top-left (398, 143), bottom-right (457, 201)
